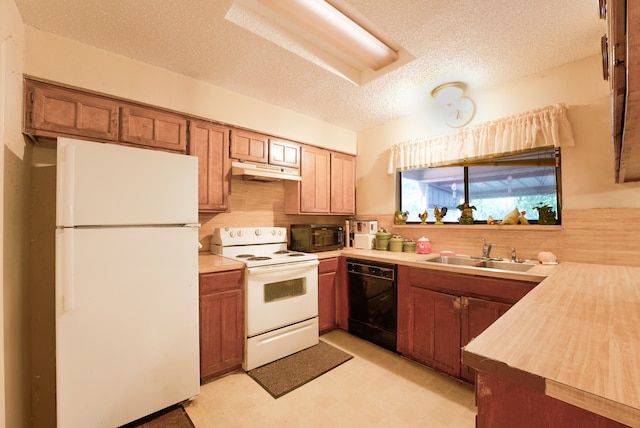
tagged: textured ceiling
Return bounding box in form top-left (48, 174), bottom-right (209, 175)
top-left (15, 0), bottom-right (606, 131)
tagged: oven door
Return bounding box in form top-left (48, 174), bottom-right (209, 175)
top-left (246, 259), bottom-right (319, 337)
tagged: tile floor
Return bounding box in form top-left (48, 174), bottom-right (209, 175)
top-left (185, 329), bottom-right (477, 427)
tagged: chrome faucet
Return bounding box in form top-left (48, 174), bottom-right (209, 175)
top-left (481, 238), bottom-right (496, 258)
top-left (511, 247), bottom-right (517, 262)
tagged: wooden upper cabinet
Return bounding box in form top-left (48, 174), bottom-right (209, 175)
top-left (330, 152), bottom-right (355, 214)
top-left (269, 139), bottom-right (300, 170)
top-left (120, 105), bottom-right (187, 152)
top-left (188, 120), bottom-right (230, 212)
top-left (24, 78), bottom-right (119, 141)
top-left (285, 145), bottom-right (355, 215)
top-left (229, 129), bottom-right (268, 163)
top-left (300, 145), bottom-right (331, 213)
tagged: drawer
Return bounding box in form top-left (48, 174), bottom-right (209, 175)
top-left (318, 257), bottom-right (339, 274)
top-left (199, 270), bottom-right (244, 295)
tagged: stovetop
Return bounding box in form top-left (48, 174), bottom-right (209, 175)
top-left (210, 227), bottom-right (318, 267)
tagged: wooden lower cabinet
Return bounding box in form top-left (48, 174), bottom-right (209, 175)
top-left (397, 265), bottom-right (537, 383)
top-left (398, 284), bottom-right (461, 377)
top-left (199, 270), bottom-right (244, 383)
top-left (460, 297), bottom-right (512, 382)
top-left (335, 257), bottom-right (350, 330)
top-left (318, 258), bottom-right (339, 333)
top-left (476, 372), bottom-right (629, 428)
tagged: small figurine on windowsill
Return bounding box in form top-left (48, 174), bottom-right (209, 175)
top-left (499, 207), bottom-right (529, 225)
top-left (433, 206), bottom-right (448, 224)
top-left (456, 202), bottom-right (476, 225)
top-left (419, 210), bottom-right (428, 224)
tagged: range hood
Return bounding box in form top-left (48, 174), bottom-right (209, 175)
top-left (231, 161), bottom-right (302, 182)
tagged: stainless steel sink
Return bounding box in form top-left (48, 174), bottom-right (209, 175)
top-left (421, 256), bottom-right (535, 273)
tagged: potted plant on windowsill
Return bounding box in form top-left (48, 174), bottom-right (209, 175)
top-left (456, 202), bottom-right (476, 225)
top-left (533, 203), bottom-right (557, 225)
top-left (394, 210), bottom-right (409, 225)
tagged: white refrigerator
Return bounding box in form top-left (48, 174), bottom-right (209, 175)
top-left (31, 137), bottom-right (200, 427)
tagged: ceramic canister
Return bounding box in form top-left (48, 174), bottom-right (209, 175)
top-left (416, 237), bottom-right (431, 254)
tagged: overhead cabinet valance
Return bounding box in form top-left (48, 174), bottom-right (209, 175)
top-left (388, 103), bottom-right (575, 173)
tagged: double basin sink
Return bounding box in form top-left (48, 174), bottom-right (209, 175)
top-left (420, 255), bottom-right (537, 273)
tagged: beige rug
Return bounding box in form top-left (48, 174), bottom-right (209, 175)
top-left (247, 340), bottom-right (353, 398)
top-left (121, 405), bottom-right (194, 428)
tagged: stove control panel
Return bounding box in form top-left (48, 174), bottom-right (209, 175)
top-left (211, 227), bottom-right (287, 246)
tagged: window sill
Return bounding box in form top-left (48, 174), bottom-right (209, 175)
top-left (394, 224), bottom-right (562, 231)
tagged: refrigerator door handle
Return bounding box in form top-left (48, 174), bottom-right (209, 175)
top-left (59, 143), bottom-right (76, 227)
top-left (61, 229), bottom-right (76, 312)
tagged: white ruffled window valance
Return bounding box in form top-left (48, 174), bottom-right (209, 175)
top-left (388, 103), bottom-right (575, 173)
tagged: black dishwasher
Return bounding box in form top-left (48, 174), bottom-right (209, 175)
top-left (347, 259), bottom-right (397, 352)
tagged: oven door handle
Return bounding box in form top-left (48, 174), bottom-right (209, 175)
top-left (247, 259), bottom-right (319, 274)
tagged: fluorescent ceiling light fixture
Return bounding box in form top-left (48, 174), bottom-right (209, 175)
top-left (226, 0), bottom-right (413, 85)
top-left (257, 0), bottom-right (398, 71)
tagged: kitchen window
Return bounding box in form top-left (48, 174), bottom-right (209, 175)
top-left (398, 148), bottom-right (561, 224)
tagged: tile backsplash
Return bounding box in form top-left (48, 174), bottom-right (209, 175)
top-left (198, 178), bottom-right (349, 250)
top-left (200, 178), bottom-right (640, 267)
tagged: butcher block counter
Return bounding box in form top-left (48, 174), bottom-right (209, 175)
top-left (463, 262), bottom-right (640, 427)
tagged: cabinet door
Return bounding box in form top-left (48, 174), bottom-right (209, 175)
top-left (200, 290), bottom-right (244, 382)
top-left (269, 139), bottom-right (300, 170)
top-left (189, 120), bottom-right (230, 212)
top-left (404, 286), bottom-right (461, 377)
top-left (300, 146), bottom-right (331, 213)
top-left (199, 270), bottom-right (244, 383)
top-left (120, 106), bottom-right (187, 152)
top-left (24, 79), bottom-right (119, 141)
top-left (460, 297), bottom-right (512, 383)
top-left (330, 152), bottom-right (355, 214)
top-left (230, 129), bottom-right (269, 163)
top-left (318, 258), bottom-right (339, 333)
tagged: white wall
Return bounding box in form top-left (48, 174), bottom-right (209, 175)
top-left (22, 27), bottom-right (357, 155)
top-left (356, 55), bottom-right (640, 215)
top-left (1, 0), bottom-right (28, 426)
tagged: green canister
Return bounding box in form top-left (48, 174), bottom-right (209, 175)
top-left (375, 231), bottom-right (391, 250)
top-left (389, 236), bottom-right (404, 252)
top-left (403, 241), bottom-right (416, 253)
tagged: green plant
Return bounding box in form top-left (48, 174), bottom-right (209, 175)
top-left (456, 202), bottom-right (476, 211)
top-left (532, 203), bottom-right (557, 225)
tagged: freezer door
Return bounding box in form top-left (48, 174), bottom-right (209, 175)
top-left (55, 226), bottom-right (199, 428)
top-left (56, 137), bottom-right (197, 227)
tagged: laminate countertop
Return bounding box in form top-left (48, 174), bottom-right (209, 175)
top-left (198, 253), bottom-right (245, 274)
top-left (199, 248), bottom-right (555, 281)
top-left (463, 262), bottom-right (640, 427)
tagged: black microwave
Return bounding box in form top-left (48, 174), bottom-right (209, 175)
top-left (289, 224), bottom-right (344, 252)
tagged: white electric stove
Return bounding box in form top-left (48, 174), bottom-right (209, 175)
top-left (210, 227), bottom-right (319, 370)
